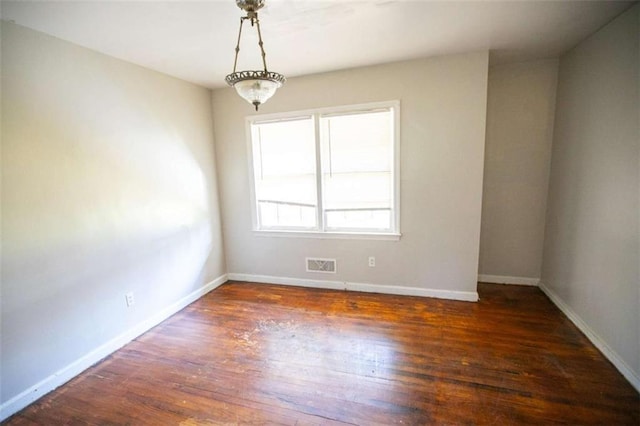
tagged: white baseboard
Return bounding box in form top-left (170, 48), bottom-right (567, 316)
top-left (0, 274), bottom-right (229, 422)
top-left (227, 273), bottom-right (479, 302)
top-left (539, 281), bottom-right (640, 393)
top-left (478, 274), bottom-right (540, 286)
top-left (228, 273), bottom-right (345, 291)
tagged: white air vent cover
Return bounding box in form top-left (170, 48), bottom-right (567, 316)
top-left (306, 258), bottom-right (337, 273)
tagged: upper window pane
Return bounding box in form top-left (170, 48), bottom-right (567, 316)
top-left (320, 110), bottom-right (394, 231)
top-left (250, 117), bottom-right (317, 229)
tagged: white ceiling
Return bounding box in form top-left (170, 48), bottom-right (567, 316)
top-left (1, 0), bottom-right (636, 89)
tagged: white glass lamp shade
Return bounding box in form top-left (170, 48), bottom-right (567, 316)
top-left (234, 78), bottom-right (281, 110)
top-left (225, 70), bottom-right (285, 110)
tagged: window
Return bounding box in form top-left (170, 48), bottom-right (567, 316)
top-left (247, 101), bottom-right (400, 237)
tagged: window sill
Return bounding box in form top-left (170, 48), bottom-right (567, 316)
top-left (252, 230), bottom-right (402, 241)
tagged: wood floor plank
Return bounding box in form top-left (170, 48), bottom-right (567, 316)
top-left (3, 282), bottom-right (639, 425)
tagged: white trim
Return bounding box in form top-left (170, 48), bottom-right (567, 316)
top-left (392, 100), bottom-right (401, 234)
top-left (313, 113), bottom-right (323, 230)
top-left (245, 100), bottom-right (401, 123)
top-left (345, 281), bottom-right (478, 301)
top-left (253, 230), bottom-right (401, 241)
top-left (478, 274), bottom-right (540, 286)
top-left (227, 273), bottom-right (478, 302)
top-left (228, 273), bottom-right (345, 291)
top-left (0, 274), bottom-right (229, 422)
top-left (246, 100), bottom-right (401, 236)
top-left (539, 281), bottom-right (640, 393)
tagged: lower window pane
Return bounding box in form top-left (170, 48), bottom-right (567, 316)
top-left (325, 209), bottom-right (391, 230)
top-left (259, 200), bottom-right (316, 228)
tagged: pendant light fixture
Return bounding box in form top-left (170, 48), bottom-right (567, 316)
top-left (225, 0), bottom-right (285, 111)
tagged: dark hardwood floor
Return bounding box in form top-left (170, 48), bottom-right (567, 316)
top-left (4, 282), bottom-right (639, 425)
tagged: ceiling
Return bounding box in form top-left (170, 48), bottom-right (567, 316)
top-left (1, 0), bottom-right (636, 89)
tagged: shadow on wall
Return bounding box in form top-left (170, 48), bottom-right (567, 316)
top-left (1, 21), bottom-right (220, 407)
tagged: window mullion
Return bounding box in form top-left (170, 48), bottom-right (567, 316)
top-left (313, 114), bottom-right (324, 231)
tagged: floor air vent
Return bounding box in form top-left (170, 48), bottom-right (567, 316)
top-left (306, 258), bottom-right (337, 273)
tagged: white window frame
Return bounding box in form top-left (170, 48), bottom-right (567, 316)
top-left (245, 100), bottom-right (401, 241)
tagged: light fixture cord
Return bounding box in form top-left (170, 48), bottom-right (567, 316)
top-left (231, 13), bottom-right (270, 73)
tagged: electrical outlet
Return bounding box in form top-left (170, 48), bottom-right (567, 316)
top-left (368, 256), bottom-right (376, 267)
top-left (125, 292), bottom-right (135, 307)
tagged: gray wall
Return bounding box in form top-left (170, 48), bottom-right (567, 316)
top-left (541, 5), bottom-right (639, 383)
top-left (479, 59), bottom-right (558, 282)
top-left (1, 23), bottom-right (226, 405)
top-left (213, 52), bottom-right (489, 297)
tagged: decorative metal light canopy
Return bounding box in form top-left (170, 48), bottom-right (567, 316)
top-left (225, 0), bottom-right (285, 111)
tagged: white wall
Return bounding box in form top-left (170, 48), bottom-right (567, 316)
top-left (1, 22), bottom-right (226, 413)
top-left (212, 52), bottom-right (488, 299)
top-left (479, 59), bottom-right (558, 283)
top-left (541, 5), bottom-right (639, 388)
